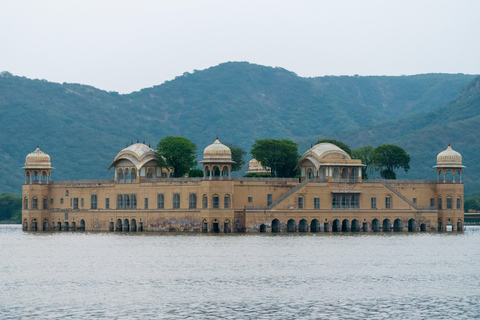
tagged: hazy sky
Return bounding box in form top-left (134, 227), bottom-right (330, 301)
top-left (1, 0), bottom-right (479, 93)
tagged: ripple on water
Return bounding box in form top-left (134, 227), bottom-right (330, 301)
top-left (1, 225), bottom-right (480, 319)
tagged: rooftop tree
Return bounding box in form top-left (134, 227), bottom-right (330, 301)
top-left (156, 136), bottom-right (197, 178)
top-left (251, 139), bottom-right (299, 177)
top-left (372, 144), bottom-right (410, 179)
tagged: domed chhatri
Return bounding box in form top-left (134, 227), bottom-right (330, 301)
top-left (246, 158), bottom-right (271, 176)
top-left (436, 145), bottom-right (463, 167)
top-left (434, 145), bottom-right (465, 183)
top-left (200, 138), bottom-right (235, 180)
top-left (23, 147), bottom-right (54, 184)
top-left (203, 139), bottom-right (232, 160)
top-left (24, 147), bottom-right (53, 169)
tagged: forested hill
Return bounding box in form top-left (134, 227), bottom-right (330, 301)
top-left (297, 75), bottom-right (480, 193)
top-left (0, 62), bottom-right (476, 194)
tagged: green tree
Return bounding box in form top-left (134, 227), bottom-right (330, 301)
top-left (0, 193), bottom-right (21, 222)
top-left (225, 143), bottom-right (246, 171)
top-left (156, 137), bottom-right (197, 178)
top-left (251, 139), bottom-right (299, 177)
top-left (315, 139), bottom-right (352, 156)
top-left (352, 145), bottom-right (374, 179)
top-left (188, 168), bottom-right (204, 177)
top-left (464, 198), bottom-right (480, 212)
top-left (372, 144), bottom-right (410, 179)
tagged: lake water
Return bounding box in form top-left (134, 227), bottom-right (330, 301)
top-left (1, 225), bottom-right (480, 319)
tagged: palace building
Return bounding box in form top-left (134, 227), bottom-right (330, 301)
top-left (22, 140), bottom-right (465, 233)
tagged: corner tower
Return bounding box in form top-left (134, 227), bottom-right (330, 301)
top-left (22, 146), bottom-right (54, 184)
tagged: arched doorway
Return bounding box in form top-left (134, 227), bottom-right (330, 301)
top-left (311, 219), bottom-right (320, 232)
top-left (383, 219), bottom-right (391, 232)
top-left (23, 220), bottom-right (28, 231)
top-left (32, 220), bottom-right (38, 231)
top-left (332, 219), bottom-right (340, 232)
top-left (80, 219), bottom-right (85, 231)
top-left (408, 219), bottom-right (416, 232)
top-left (259, 224), bottom-right (266, 233)
top-left (287, 219), bottom-right (296, 232)
top-left (420, 223), bottom-right (426, 231)
top-left (298, 219), bottom-right (308, 232)
top-left (351, 219), bottom-right (359, 232)
top-left (212, 219), bottom-right (220, 233)
top-left (131, 219), bottom-right (137, 232)
top-left (224, 219), bottom-right (230, 233)
top-left (341, 219), bottom-right (350, 232)
top-left (394, 219), bottom-right (403, 232)
top-left (116, 219), bottom-right (122, 232)
top-left (272, 219), bottom-right (281, 233)
top-left (43, 220), bottom-right (48, 231)
top-left (124, 219), bottom-right (130, 232)
top-left (57, 222), bottom-right (62, 231)
top-left (457, 220), bottom-right (463, 231)
top-left (72, 221), bottom-right (76, 231)
top-left (372, 219), bottom-right (380, 232)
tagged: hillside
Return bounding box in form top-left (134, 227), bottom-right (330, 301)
top-left (298, 76), bottom-right (480, 194)
top-left (0, 62), bottom-right (476, 194)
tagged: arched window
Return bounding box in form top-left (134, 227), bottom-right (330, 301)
top-left (91, 195), bottom-right (97, 209)
top-left (117, 169), bottom-right (124, 183)
top-left (189, 194), bottom-right (197, 209)
top-left (173, 193), bottom-right (180, 209)
top-left (125, 168), bottom-right (130, 182)
top-left (212, 195), bottom-right (219, 208)
top-left (446, 197), bottom-right (453, 209)
top-left (131, 195), bottom-right (137, 208)
top-left (32, 197), bottom-right (38, 209)
top-left (125, 195), bottom-right (130, 208)
top-left (157, 194), bottom-right (164, 209)
top-left (147, 168), bottom-right (154, 179)
top-left (117, 195), bottom-right (123, 209)
top-left (333, 168), bottom-right (340, 182)
top-left (341, 168), bottom-right (349, 182)
top-left (131, 168), bottom-right (137, 182)
top-left (203, 195), bottom-right (208, 209)
top-left (320, 167), bottom-right (326, 180)
top-left (24, 197), bottom-right (28, 209)
top-left (224, 195), bottom-right (230, 209)
top-left (351, 168), bottom-right (358, 182)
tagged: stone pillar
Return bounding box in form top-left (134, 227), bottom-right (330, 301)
top-left (209, 169), bottom-right (212, 181)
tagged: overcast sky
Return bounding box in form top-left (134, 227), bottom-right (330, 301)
top-left (1, 0), bottom-right (479, 93)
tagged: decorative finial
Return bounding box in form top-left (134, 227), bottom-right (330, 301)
top-left (216, 134), bottom-right (218, 140)
top-left (37, 145), bottom-right (39, 148)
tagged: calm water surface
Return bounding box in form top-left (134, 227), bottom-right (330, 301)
top-left (1, 225), bottom-right (480, 319)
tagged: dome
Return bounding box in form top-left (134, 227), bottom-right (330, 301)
top-left (309, 143), bottom-right (351, 160)
top-left (436, 145), bottom-right (464, 168)
top-left (202, 139), bottom-right (232, 161)
top-left (23, 147), bottom-right (53, 169)
top-left (246, 158), bottom-right (270, 175)
top-left (108, 143), bottom-right (157, 171)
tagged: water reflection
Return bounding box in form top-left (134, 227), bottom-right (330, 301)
top-left (1, 225), bottom-right (479, 319)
